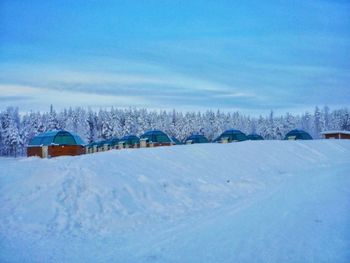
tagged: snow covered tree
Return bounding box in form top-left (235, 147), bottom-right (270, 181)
top-left (0, 105), bottom-right (349, 157)
top-left (301, 112), bottom-right (312, 132)
top-left (0, 107), bottom-right (22, 156)
top-left (86, 110), bottom-right (97, 143)
top-left (313, 106), bottom-right (323, 138)
top-left (47, 105), bottom-right (60, 131)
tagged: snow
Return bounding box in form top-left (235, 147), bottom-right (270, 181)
top-left (0, 140), bottom-right (350, 262)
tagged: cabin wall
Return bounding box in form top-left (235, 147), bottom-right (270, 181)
top-left (27, 147), bottom-right (43, 158)
top-left (48, 145), bottom-right (85, 157)
top-left (140, 142), bottom-right (172, 148)
top-left (27, 145), bottom-right (85, 158)
top-left (27, 139), bottom-right (172, 158)
top-left (118, 143), bottom-right (141, 149)
top-left (324, 133), bottom-right (350, 139)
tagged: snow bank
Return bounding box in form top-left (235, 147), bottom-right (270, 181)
top-left (0, 140), bottom-right (349, 262)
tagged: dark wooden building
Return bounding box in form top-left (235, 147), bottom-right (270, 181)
top-left (27, 130), bottom-right (85, 158)
top-left (321, 131), bottom-right (350, 139)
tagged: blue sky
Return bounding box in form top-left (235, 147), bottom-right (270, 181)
top-left (0, 0), bottom-right (349, 114)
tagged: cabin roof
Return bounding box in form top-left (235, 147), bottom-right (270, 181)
top-left (120, 135), bottom-right (139, 140)
top-left (140, 130), bottom-right (171, 143)
top-left (28, 130), bottom-right (85, 146)
top-left (214, 129), bottom-right (247, 142)
top-left (223, 129), bottom-right (245, 135)
top-left (186, 134), bottom-right (209, 143)
top-left (284, 129), bottom-right (312, 140)
top-left (171, 136), bottom-right (182, 145)
top-left (120, 135), bottom-right (140, 144)
top-left (247, 134), bottom-right (264, 140)
top-left (104, 137), bottom-right (120, 145)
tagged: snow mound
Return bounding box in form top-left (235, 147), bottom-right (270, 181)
top-left (0, 140), bottom-right (350, 262)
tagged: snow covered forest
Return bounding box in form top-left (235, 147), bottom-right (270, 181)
top-left (0, 105), bottom-right (349, 157)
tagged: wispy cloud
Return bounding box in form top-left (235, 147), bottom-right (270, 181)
top-left (0, 0), bottom-right (349, 113)
top-left (213, 92), bottom-right (257, 99)
top-left (0, 83), bottom-right (149, 111)
top-left (0, 62), bottom-right (255, 103)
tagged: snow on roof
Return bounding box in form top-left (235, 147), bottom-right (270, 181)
top-left (321, 130), bottom-right (350, 135)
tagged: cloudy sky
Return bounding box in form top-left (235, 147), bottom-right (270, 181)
top-left (0, 0), bottom-right (349, 114)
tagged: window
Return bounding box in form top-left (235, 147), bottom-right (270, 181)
top-left (156, 134), bottom-right (171, 143)
top-left (54, 134), bottom-right (76, 145)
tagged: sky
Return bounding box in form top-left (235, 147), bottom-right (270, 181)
top-left (0, 0), bottom-right (349, 114)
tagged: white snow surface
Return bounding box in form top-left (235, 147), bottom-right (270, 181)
top-left (0, 140), bottom-right (350, 263)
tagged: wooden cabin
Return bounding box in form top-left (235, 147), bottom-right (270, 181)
top-left (118, 135), bottom-right (140, 149)
top-left (284, 129), bottom-right (312, 140)
top-left (213, 129), bottom-right (247, 143)
top-left (321, 130), bottom-right (350, 139)
top-left (27, 130), bottom-right (85, 158)
top-left (96, 141), bottom-right (109, 152)
top-left (86, 139), bottom-right (117, 154)
top-left (185, 134), bottom-right (209, 144)
top-left (98, 138), bottom-right (119, 152)
top-left (106, 138), bottom-right (120, 150)
top-left (139, 130), bottom-right (174, 147)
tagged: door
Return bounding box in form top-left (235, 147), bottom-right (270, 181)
top-left (42, 146), bottom-right (48, 158)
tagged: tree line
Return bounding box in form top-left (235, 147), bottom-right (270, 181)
top-left (0, 105), bottom-right (349, 157)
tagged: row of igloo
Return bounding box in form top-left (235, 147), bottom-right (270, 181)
top-left (85, 129), bottom-right (313, 154)
top-left (26, 129), bottom-right (314, 158)
top-left (85, 130), bottom-right (173, 153)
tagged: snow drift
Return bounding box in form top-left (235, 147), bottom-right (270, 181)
top-left (0, 140), bottom-right (350, 262)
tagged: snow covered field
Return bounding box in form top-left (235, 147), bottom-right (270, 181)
top-left (0, 140), bottom-right (349, 263)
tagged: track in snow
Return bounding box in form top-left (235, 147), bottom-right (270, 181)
top-left (0, 140), bottom-right (349, 262)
